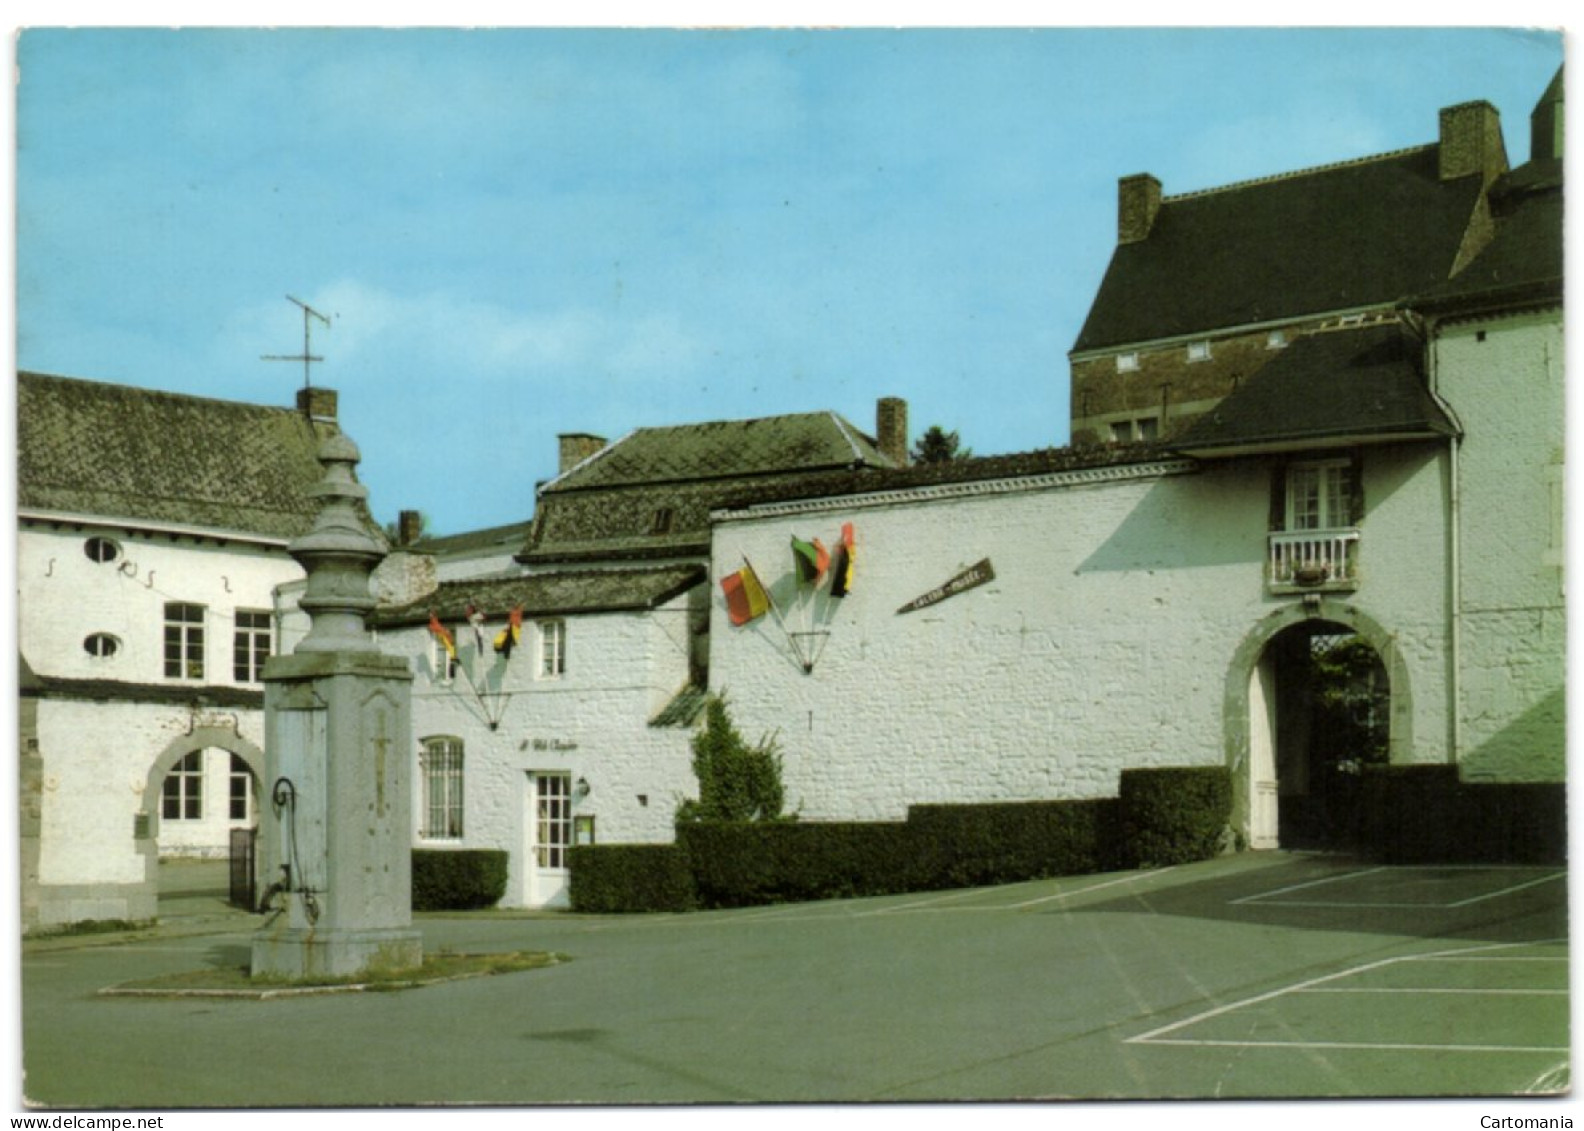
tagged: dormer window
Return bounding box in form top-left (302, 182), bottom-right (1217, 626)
top-left (1115, 352), bottom-right (1140, 373)
top-left (1187, 340), bottom-right (1212, 363)
top-left (650, 507), bottom-right (675, 535)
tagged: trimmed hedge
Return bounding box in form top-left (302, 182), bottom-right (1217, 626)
top-left (907, 799), bottom-right (1121, 887)
top-left (1361, 765), bottom-right (1566, 864)
top-left (568, 844), bottom-right (698, 913)
top-left (679, 821), bottom-right (919, 908)
top-left (411, 849), bottom-right (508, 911)
top-left (1118, 767), bottom-right (1232, 867)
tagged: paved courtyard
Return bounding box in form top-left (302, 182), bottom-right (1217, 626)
top-left (18, 851), bottom-right (1569, 1107)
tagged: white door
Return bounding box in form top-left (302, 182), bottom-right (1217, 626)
top-left (526, 772), bottom-right (572, 909)
top-left (1248, 655), bottom-right (1280, 850)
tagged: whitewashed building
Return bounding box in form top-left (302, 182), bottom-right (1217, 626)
top-left (17, 376), bottom-right (348, 930)
top-left (707, 73), bottom-right (1564, 852)
top-left (373, 407), bottom-right (903, 907)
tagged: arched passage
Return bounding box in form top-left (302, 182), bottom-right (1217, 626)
top-left (1225, 602), bottom-right (1411, 851)
top-left (141, 725), bottom-right (265, 857)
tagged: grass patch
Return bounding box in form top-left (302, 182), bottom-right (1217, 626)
top-left (29, 918), bottom-right (154, 940)
top-left (103, 950), bottom-right (564, 998)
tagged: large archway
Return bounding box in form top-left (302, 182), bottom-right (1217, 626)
top-left (1226, 603), bottom-right (1411, 851)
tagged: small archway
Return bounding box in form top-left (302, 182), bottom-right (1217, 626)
top-left (141, 725), bottom-right (265, 859)
top-left (1226, 602), bottom-right (1410, 852)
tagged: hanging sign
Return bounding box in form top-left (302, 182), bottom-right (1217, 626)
top-left (896, 559), bottom-right (996, 615)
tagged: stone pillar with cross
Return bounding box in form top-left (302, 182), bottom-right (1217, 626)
top-left (251, 430), bottom-right (423, 980)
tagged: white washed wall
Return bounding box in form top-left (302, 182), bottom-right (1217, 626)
top-left (17, 523), bottom-right (301, 687)
top-left (384, 590), bottom-right (700, 907)
top-left (1435, 311), bottom-right (1566, 781)
top-left (709, 453), bottom-right (1452, 825)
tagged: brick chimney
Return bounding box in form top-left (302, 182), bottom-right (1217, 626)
top-left (558, 433), bottom-right (607, 474)
top-left (397, 510), bottom-right (424, 546)
top-left (296, 386), bottom-right (338, 423)
top-left (877, 397), bottom-right (908, 466)
top-left (1118, 173), bottom-right (1163, 244)
top-left (1438, 101), bottom-right (1508, 185)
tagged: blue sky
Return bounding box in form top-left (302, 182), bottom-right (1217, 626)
top-left (14, 25), bottom-right (1565, 536)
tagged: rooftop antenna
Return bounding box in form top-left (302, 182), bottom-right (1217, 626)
top-left (262, 295), bottom-right (331, 389)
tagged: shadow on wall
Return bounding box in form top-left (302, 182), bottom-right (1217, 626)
top-left (1458, 685), bottom-right (1565, 783)
top-left (1076, 471), bottom-right (1265, 575)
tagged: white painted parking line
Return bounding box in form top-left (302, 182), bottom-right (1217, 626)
top-left (1127, 938), bottom-right (1569, 1052)
top-left (1006, 867), bottom-right (1177, 909)
top-left (1446, 871), bottom-right (1566, 907)
top-left (1228, 866), bottom-right (1386, 905)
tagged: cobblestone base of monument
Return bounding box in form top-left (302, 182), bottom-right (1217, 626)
top-left (250, 926), bottom-right (424, 980)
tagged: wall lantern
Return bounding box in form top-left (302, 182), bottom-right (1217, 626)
top-left (575, 777), bottom-right (591, 799)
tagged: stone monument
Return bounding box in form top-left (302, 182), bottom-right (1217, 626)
top-left (251, 430), bottom-right (422, 979)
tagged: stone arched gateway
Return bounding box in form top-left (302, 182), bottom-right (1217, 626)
top-left (1224, 599), bottom-right (1414, 851)
top-left (139, 724), bottom-right (266, 876)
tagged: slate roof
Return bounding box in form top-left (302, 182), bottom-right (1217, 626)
top-left (707, 441), bottom-right (1187, 513)
top-left (17, 372), bottom-right (338, 541)
top-left (520, 411), bottom-right (896, 564)
top-left (1408, 158), bottom-right (1563, 313)
top-left (1073, 145), bottom-right (1486, 354)
top-left (373, 564), bottom-right (706, 628)
top-left (1170, 323), bottom-right (1458, 457)
top-left (413, 520), bottom-right (536, 559)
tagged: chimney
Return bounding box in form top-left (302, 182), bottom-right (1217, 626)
top-left (296, 386), bottom-right (338, 424)
top-left (397, 510), bottom-right (424, 546)
top-left (558, 433), bottom-right (607, 474)
top-left (1118, 173), bottom-right (1162, 244)
top-left (1438, 101), bottom-right (1508, 185)
top-left (1530, 67), bottom-right (1564, 164)
top-left (876, 397), bottom-right (909, 466)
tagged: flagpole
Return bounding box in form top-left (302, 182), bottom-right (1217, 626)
top-left (745, 554), bottom-right (810, 673)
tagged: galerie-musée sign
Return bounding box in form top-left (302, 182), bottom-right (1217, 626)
top-left (896, 559), bottom-right (996, 615)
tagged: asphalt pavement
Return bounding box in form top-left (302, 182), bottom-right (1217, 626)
top-left (17, 851), bottom-right (1571, 1107)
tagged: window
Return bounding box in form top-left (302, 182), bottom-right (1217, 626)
top-left (1115, 352), bottom-right (1140, 373)
top-left (1187, 340), bottom-right (1212, 363)
top-left (229, 755), bottom-right (254, 822)
top-left (162, 751), bottom-right (203, 821)
top-left (1110, 417), bottom-right (1159, 443)
top-left (84, 536), bottom-right (121, 564)
top-left (1266, 329), bottom-right (1288, 350)
top-left (1136, 417), bottom-right (1159, 442)
top-left (538, 620), bottom-right (566, 679)
top-left (1110, 421), bottom-right (1133, 443)
top-left (431, 635), bottom-right (455, 682)
top-left (233, 610), bottom-right (273, 683)
top-left (420, 737), bottom-right (464, 840)
top-left (83, 633), bottom-right (120, 659)
top-left (1286, 460), bottom-right (1353, 531)
top-left (534, 773), bottom-right (572, 869)
top-left (164, 603), bottom-right (205, 680)
top-left (650, 507), bottom-right (675, 535)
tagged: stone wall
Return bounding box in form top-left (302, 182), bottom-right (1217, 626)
top-left (708, 448), bottom-right (1453, 832)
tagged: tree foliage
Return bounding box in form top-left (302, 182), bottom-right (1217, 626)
top-left (910, 425), bottom-right (971, 464)
top-left (676, 695), bottom-right (789, 824)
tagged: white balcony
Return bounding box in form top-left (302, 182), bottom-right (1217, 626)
top-left (1268, 528), bottom-right (1360, 594)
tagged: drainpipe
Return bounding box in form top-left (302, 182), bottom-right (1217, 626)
top-left (1424, 325), bottom-right (1465, 765)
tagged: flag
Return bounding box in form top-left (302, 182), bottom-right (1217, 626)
top-left (721, 562), bottom-right (771, 626)
top-left (465, 603), bottom-right (487, 653)
top-left (494, 606), bottom-right (523, 659)
top-left (829, 523), bottom-right (855, 597)
top-left (428, 612), bottom-right (458, 674)
top-left (791, 535), bottom-right (829, 585)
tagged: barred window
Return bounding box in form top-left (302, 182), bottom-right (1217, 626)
top-left (420, 737), bottom-right (464, 841)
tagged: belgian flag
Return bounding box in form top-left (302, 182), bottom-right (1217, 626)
top-left (829, 523), bottom-right (855, 597)
top-left (493, 606), bottom-right (524, 659)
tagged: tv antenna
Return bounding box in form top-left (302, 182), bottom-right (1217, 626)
top-left (262, 295), bottom-right (331, 389)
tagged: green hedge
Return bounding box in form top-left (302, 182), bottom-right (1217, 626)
top-left (1118, 767), bottom-right (1232, 867)
top-left (906, 799), bottom-right (1121, 887)
top-left (568, 844), bottom-right (698, 912)
top-left (1361, 765), bottom-right (1566, 864)
top-left (679, 821), bottom-right (919, 908)
top-left (411, 849), bottom-right (508, 911)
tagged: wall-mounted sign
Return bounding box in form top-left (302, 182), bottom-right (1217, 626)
top-left (896, 559), bottom-right (996, 615)
top-left (526, 737), bottom-right (580, 752)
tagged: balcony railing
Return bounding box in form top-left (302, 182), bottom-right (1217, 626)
top-left (1268, 528), bottom-right (1360, 593)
